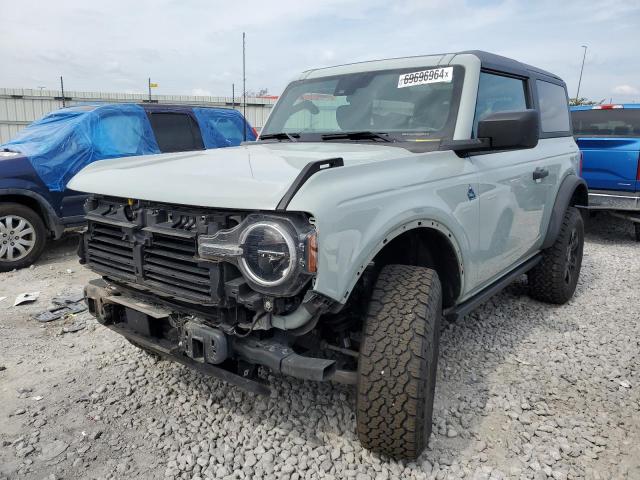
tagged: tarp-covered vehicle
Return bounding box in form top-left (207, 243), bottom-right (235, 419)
top-left (0, 103), bottom-right (256, 270)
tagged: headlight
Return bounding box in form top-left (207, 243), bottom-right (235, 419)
top-left (239, 222), bottom-right (297, 287)
top-left (198, 213), bottom-right (316, 296)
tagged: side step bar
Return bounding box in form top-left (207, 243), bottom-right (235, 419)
top-left (445, 253), bottom-right (542, 322)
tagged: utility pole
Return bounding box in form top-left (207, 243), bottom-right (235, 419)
top-left (575, 45), bottom-right (588, 100)
top-left (148, 77), bottom-right (152, 103)
top-left (243, 32), bottom-right (247, 141)
top-left (232, 83), bottom-right (235, 108)
top-left (60, 76), bottom-right (66, 107)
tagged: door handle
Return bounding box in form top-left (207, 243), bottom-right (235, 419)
top-left (533, 167), bottom-right (549, 181)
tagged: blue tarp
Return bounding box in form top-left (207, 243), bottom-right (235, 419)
top-left (193, 107), bottom-right (256, 148)
top-left (1, 104), bottom-right (256, 192)
top-left (1, 104), bottom-right (160, 191)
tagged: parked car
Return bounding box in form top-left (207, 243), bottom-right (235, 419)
top-left (571, 104), bottom-right (640, 240)
top-left (71, 51), bottom-right (586, 460)
top-left (0, 103), bottom-right (256, 271)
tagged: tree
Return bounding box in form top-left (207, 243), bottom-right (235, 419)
top-left (569, 97), bottom-right (604, 106)
top-left (245, 88), bottom-right (269, 97)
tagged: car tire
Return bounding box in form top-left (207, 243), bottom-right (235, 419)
top-left (0, 203), bottom-right (47, 272)
top-left (528, 206), bottom-right (584, 304)
top-left (634, 223), bottom-right (640, 242)
top-left (356, 264), bottom-right (441, 460)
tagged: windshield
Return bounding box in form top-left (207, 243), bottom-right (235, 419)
top-left (262, 65), bottom-right (464, 142)
top-left (572, 109), bottom-right (640, 137)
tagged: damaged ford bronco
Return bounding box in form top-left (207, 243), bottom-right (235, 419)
top-left (71, 51), bottom-right (587, 460)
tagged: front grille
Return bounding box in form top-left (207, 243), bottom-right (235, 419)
top-left (85, 220), bottom-right (220, 305)
top-left (144, 233), bottom-right (215, 302)
top-left (86, 223), bottom-right (136, 281)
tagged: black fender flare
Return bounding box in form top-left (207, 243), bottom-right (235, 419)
top-left (541, 175), bottom-right (588, 249)
top-left (0, 188), bottom-right (64, 238)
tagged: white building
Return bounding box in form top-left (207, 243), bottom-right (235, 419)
top-left (0, 87), bottom-right (276, 143)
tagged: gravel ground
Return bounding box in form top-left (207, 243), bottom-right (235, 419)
top-left (0, 214), bottom-right (638, 480)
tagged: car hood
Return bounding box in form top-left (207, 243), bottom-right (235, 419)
top-left (0, 151), bottom-right (36, 177)
top-left (67, 142), bottom-right (415, 210)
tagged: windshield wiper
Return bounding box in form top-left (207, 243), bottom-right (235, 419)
top-left (259, 132), bottom-right (299, 142)
top-left (321, 131), bottom-right (393, 143)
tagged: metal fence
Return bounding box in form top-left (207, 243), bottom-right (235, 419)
top-left (0, 88), bottom-right (276, 144)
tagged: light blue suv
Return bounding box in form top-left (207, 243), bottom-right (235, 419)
top-left (72, 51), bottom-right (586, 460)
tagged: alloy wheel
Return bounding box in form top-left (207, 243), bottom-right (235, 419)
top-left (0, 215), bottom-right (37, 262)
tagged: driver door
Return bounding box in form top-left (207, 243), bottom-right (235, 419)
top-left (471, 71), bottom-right (548, 287)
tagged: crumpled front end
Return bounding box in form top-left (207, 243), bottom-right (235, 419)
top-left (80, 195), bottom-right (356, 392)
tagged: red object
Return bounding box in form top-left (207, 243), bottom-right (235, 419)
top-left (592, 104), bottom-right (624, 110)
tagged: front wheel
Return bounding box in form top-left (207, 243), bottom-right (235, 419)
top-left (634, 223), bottom-right (640, 242)
top-left (356, 264), bottom-right (441, 460)
top-left (528, 206), bottom-right (584, 304)
top-left (0, 203), bottom-right (47, 272)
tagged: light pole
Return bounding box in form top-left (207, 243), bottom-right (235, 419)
top-left (242, 32), bottom-right (247, 141)
top-left (60, 76), bottom-right (66, 107)
top-left (575, 45), bottom-right (587, 101)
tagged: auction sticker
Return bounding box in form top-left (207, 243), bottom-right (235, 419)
top-left (398, 67), bottom-right (453, 88)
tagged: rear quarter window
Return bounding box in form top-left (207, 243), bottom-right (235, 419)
top-left (536, 80), bottom-right (571, 134)
top-left (210, 117), bottom-right (245, 145)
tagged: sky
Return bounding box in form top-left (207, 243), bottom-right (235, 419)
top-left (1, 0), bottom-right (639, 103)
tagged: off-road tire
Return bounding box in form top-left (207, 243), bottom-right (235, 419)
top-left (0, 203), bottom-right (47, 272)
top-left (356, 264), bottom-right (441, 460)
top-left (528, 206), bottom-right (584, 304)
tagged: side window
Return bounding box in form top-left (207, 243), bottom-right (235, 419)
top-left (474, 72), bottom-right (528, 135)
top-left (536, 80), bottom-right (571, 134)
top-left (93, 114), bottom-right (145, 157)
top-left (210, 117), bottom-right (245, 145)
top-left (148, 113), bottom-right (204, 153)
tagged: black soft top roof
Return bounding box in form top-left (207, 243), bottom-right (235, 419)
top-left (460, 50), bottom-right (564, 85)
top-left (303, 50), bottom-right (566, 87)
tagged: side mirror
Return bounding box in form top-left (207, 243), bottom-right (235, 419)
top-left (442, 109), bottom-right (540, 154)
top-left (477, 109), bottom-right (539, 150)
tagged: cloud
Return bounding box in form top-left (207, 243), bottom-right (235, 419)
top-left (612, 85), bottom-right (639, 96)
top-left (191, 88), bottom-right (213, 97)
top-left (0, 0), bottom-right (639, 103)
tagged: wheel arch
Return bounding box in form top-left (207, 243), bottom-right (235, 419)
top-left (541, 175), bottom-right (588, 250)
top-left (337, 219), bottom-right (465, 309)
top-left (370, 223), bottom-right (463, 308)
top-left (0, 189), bottom-right (61, 238)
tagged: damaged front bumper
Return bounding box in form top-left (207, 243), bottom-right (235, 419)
top-left (84, 279), bottom-right (356, 394)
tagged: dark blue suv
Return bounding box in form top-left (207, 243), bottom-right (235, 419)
top-left (0, 103), bottom-right (256, 271)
